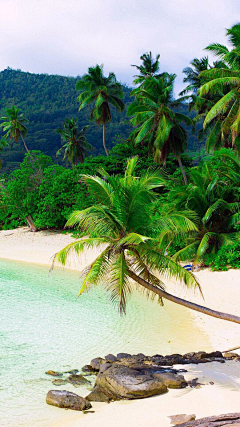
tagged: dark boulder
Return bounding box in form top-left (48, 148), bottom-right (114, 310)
top-left (153, 372), bottom-right (187, 389)
top-left (90, 357), bottom-right (105, 371)
top-left (82, 364), bottom-right (97, 374)
top-left (46, 390), bottom-right (92, 411)
top-left (67, 374), bottom-right (91, 387)
top-left (117, 353), bottom-right (131, 360)
top-left (94, 363), bottom-right (168, 399)
top-left (86, 386), bottom-right (114, 402)
top-left (105, 354), bottom-right (117, 362)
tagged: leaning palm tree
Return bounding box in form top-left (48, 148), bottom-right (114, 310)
top-left (53, 158), bottom-right (240, 324)
top-left (76, 65), bottom-right (125, 156)
top-left (56, 118), bottom-right (92, 167)
top-left (0, 106), bottom-right (30, 153)
top-left (127, 74), bottom-right (192, 184)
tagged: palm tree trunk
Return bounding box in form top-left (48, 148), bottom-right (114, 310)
top-left (103, 123), bottom-right (109, 156)
top-left (176, 154), bottom-right (188, 185)
top-left (26, 215), bottom-right (37, 232)
top-left (128, 270), bottom-right (240, 325)
top-left (20, 134), bottom-right (30, 154)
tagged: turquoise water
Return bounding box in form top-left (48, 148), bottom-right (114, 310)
top-left (0, 259), bottom-right (210, 427)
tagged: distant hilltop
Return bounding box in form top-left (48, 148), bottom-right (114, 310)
top-left (0, 68), bottom-right (199, 173)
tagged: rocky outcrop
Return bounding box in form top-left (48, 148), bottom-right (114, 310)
top-left (175, 413), bottom-right (240, 426)
top-left (169, 414), bottom-right (196, 425)
top-left (46, 390), bottom-right (92, 411)
top-left (91, 363), bottom-right (188, 400)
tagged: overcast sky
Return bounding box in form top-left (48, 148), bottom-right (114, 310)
top-left (0, 0), bottom-right (239, 96)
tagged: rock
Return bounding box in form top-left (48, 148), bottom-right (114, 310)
top-left (52, 379), bottom-right (67, 386)
top-left (195, 351), bottom-right (207, 360)
top-left (169, 414), bottom-right (196, 425)
top-left (183, 352), bottom-right (195, 359)
top-left (46, 390), bottom-right (92, 411)
top-left (95, 363), bottom-right (168, 399)
top-left (188, 378), bottom-right (202, 388)
top-left (99, 363), bottom-right (112, 373)
top-left (86, 386), bottom-right (113, 402)
top-left (223, 352), bottom-right (239, 359)
top-left (153, 372), bottom-right (187, 389)
top-left (67, 374), bottom-right (91, 387)
top-left (82, 365), bottom-right (96, 374)
top-left (90, 357), bottom-right (105, 371)
top-left (45, 370), bottom-right (63, 377)
top-left (205, 351), bottom-right (223, 359)
top-left (64, 369), bottom-right (79, 375)
top-left (117, 353), bottom-right (131, 360)
top-left (105, 354), bottom-right (117, 363)
top-left (174, 412), bottom-right (240, 426)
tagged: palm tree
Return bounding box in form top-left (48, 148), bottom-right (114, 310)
top-left (76, 65), bottom-right (125, 156)
top-left (127, 75), bottom-right (192, 184)
top-left (0, 106), bottom-right (30, 153)
top-left (198, 24), bottom-right (240, 149)
top-left (56, 118), bottom-right (92, 167)
top-left (179, 57), bottom-right (211, 97)
top-left (132, 52), bottom-right (161, 85)
top-left (53, 158), bottom-right (240, 324)
top-left (0, 139), bottom-right (8, 169)
top-left (166, 150), bottom-right (240, 263)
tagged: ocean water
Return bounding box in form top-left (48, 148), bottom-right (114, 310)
top-left (0, 258), bottom-right (210, 427)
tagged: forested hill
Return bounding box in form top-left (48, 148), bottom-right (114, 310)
top-left (0, 68), bottom-right (201, 172)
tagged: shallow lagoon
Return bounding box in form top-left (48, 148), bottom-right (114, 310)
top-left (0, 258), bottom-right (210, 427)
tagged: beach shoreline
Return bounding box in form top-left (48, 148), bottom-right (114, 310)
top-left (1, 227), bottom-right (240, 427)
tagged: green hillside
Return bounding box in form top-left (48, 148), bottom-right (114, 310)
top-left (0, 68), bottom-right (201, 172)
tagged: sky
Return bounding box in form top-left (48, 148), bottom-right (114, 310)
top-left (0, 0), bottom-right (239, 96)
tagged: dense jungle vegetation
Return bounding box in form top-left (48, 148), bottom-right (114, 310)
top-left (1, 23), bottom-right (240, 271)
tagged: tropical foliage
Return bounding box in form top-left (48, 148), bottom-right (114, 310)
top-left (54, 157), bottom-right (199, 313)
top-left (163, 150), bottom-right (240, 263)
top-left (54, 158), bottom-right (240, 324)
top-left (132, 51), bottom-right (161, 85)
top-left (128, 74), bottom-right (192, 183)
top-left (76, 65), bottom-right (125, 155)
top-left (0, 105), bottom-right (29, 153)
top-left (56, 118), bottom-right (92, 166)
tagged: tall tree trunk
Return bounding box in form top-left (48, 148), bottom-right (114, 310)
top-left (20, 134), bottom-right (30, 154)
top-left (176, 153), bottom-right (188, 185)
top-left (103, 123), bottom-right (109, 156)
top-left (128, 270), bottom-right (240, 325)
top-left (26, 215), bottom-right (37, 232)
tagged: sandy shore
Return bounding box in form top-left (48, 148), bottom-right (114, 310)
top-left (1, 227), bottom-right (240, 427)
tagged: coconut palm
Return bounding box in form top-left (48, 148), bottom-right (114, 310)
top-left (198, 24), bottom-right (240, 149)
top-left (179, 57), bottom-right (211, 98)
top-left (76, 65), bottom-right (125, 156)
top-left (132, 52), bottom-right (161, 85)
top-left (127, 74), bottom-right (192, 184)
top-left (0, 106), bottom-right (29, 153)
top-left (56, 118), bottom-right (92, 167)
top-left (167, 151), bottom-right (240, 263)
top-left (53, 158), bottom-right (240, 324)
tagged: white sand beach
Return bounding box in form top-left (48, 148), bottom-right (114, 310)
top-left (1, 227), bottom-right (240, 427)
